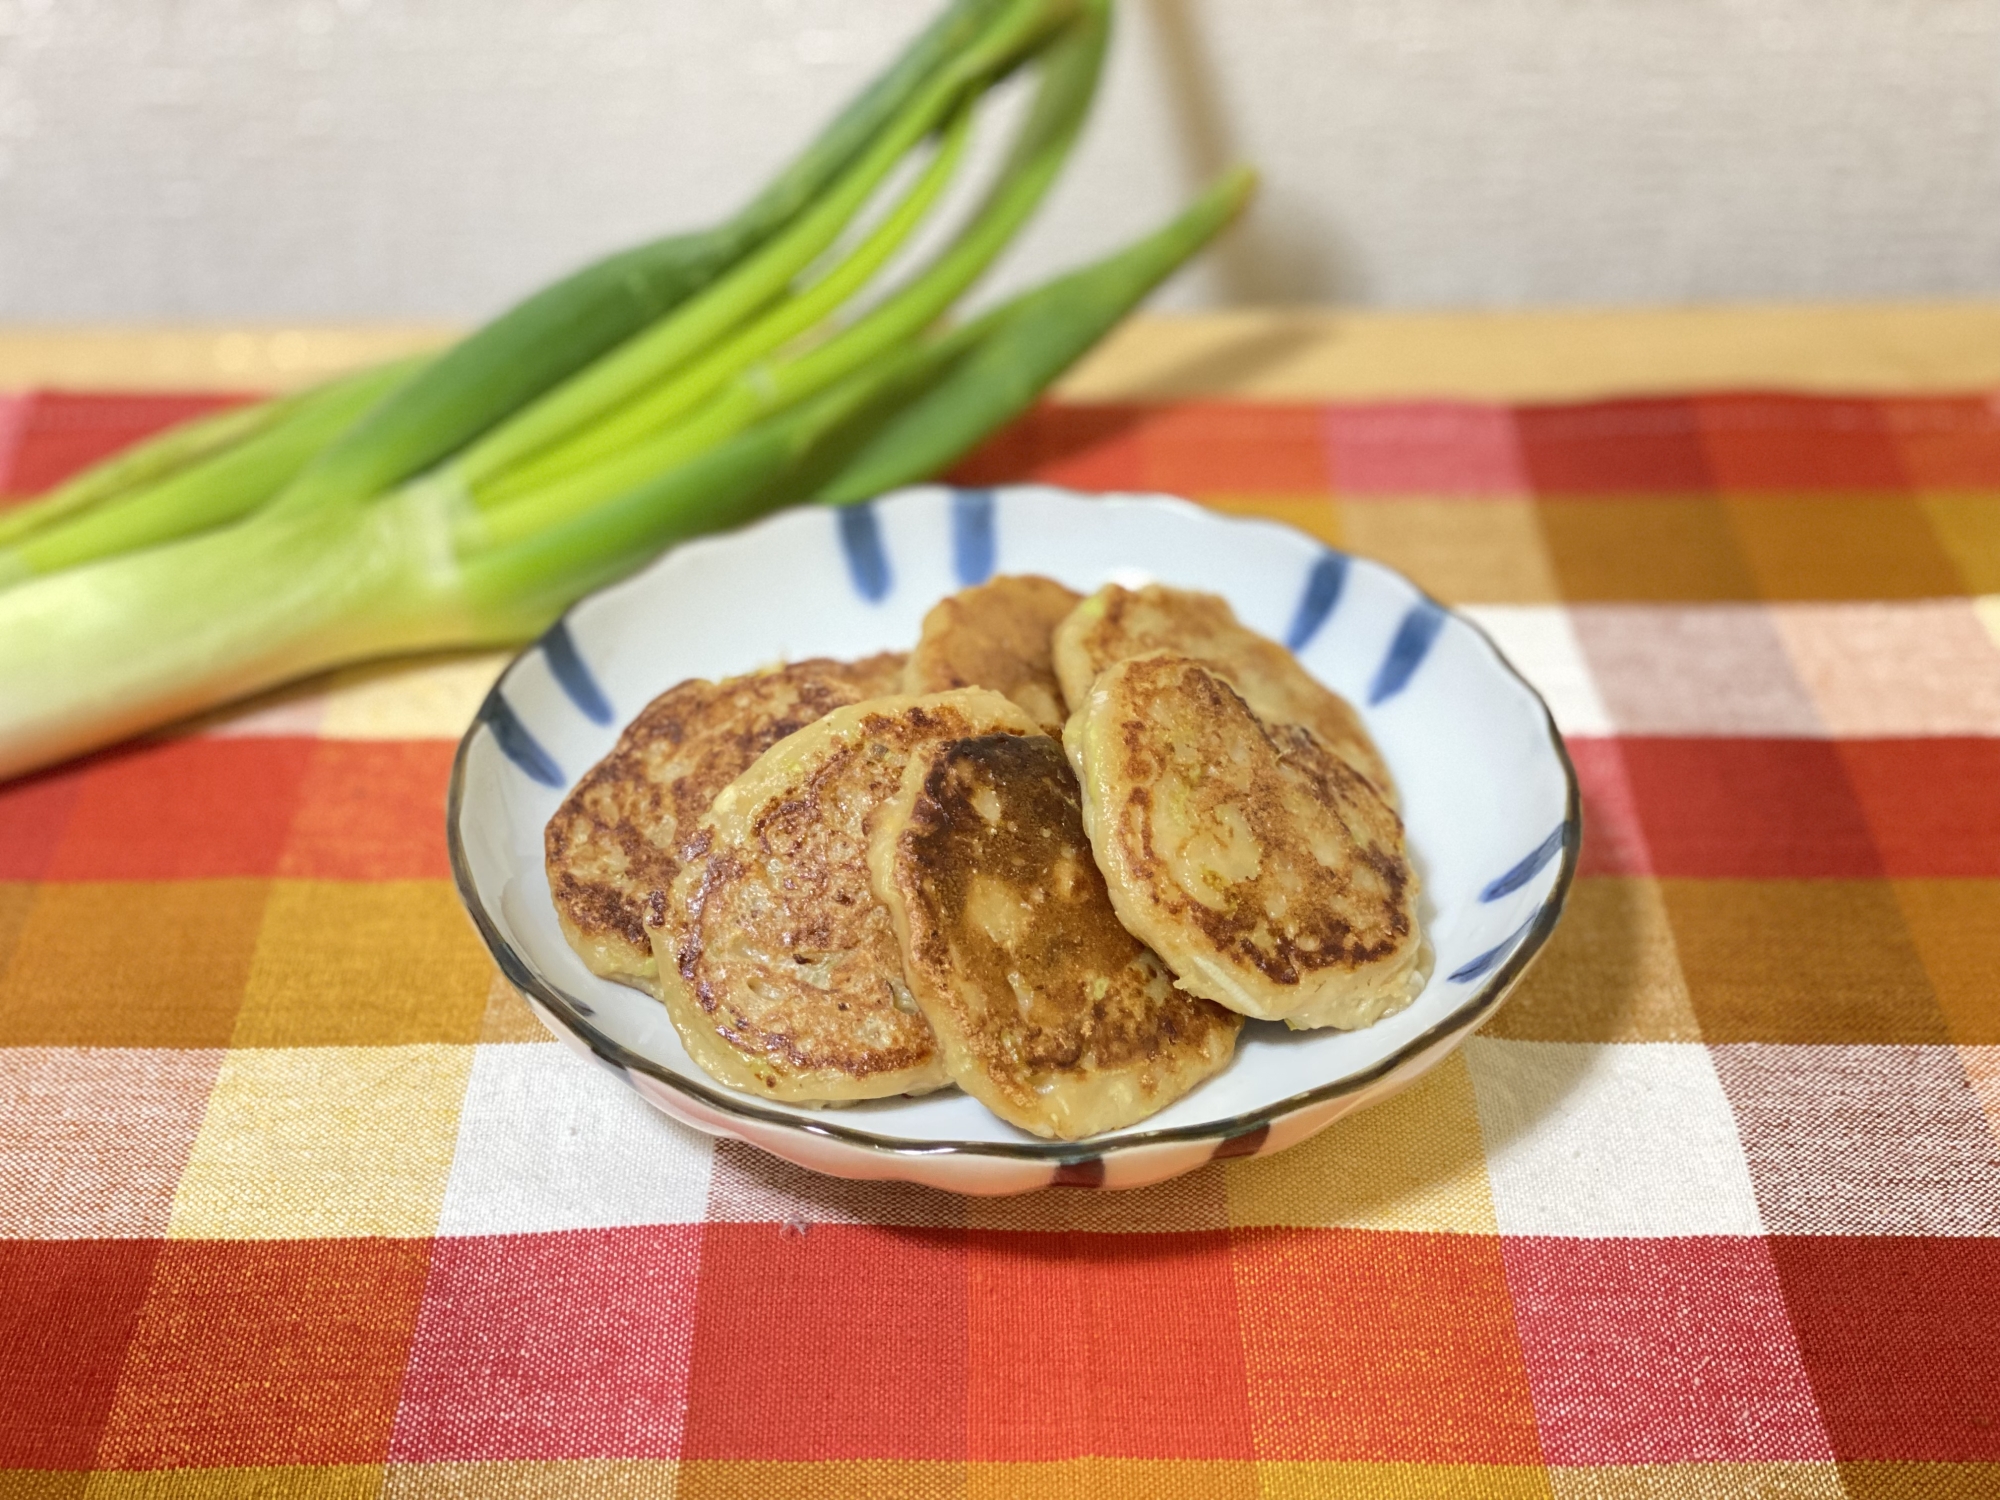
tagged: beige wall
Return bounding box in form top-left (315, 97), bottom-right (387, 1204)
top-left (1, 0), bottom-right (1995, 320)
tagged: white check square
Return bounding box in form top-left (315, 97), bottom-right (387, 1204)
top-left (1465, 1037), bottom-right (1764, 1237)
top-left (1457, 605), bottom-right (1612, 737)
top-left (439, 1043), bottom-right (713, 1235)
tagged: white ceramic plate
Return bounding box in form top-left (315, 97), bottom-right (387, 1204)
top-left (449, 485), bottom-right (1577, 1194)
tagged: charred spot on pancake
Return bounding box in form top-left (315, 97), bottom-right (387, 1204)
top-left (872, 731), bottom-right (1240, 1138)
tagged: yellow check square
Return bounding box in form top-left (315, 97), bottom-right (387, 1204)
top-left (169, 1044), bottom-right (472, 1239)
top-left (235, 881), bottom-right (493, 1048)
top-left (1225, 1053), bottom-right (1496, 1233)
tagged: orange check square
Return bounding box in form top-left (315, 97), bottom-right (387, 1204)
top-left (0, 881), bottom-right (33, 980)
top-left (1233, 1227), bottom-right (1541, 1463)
top-left (1893, 880), bottom-right (2000, 1045)
top-left (1483, 876), bottom-right (1699, 1044)
top-left (1661, 879), bottom-right (1946, 1045)
top-left (1696, 395), bottom-right (1906, 493)
top-left (948, 403), bottom-right (1147, 492)
top-left (1197, 495), bottom-right (1341, 551)
top-left (1834, 1461), bottom-right (2000, 1500)
top-left (0, 879), bottom-right (267, 1047)
top-left (279, 740), bottom-right (457, 881)
top-left (1343, 499), bottom-right (1560, 605)
top-left (1882, 395), bottom-right (2000, 489)
top-left (96, 1237), bottom-right (430, 1469)
top-left (1919, 493), bottom-right (2000, 594)
top-left (233, 880), bottom-right (492, 1047)
top-left (1138, 404), bottom-right (1331, 495)
top-left (967, 1230), bottom-right (1254, 1461)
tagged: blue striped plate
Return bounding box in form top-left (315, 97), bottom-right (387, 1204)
top-left (449, 486), bottom-right (1577, 1194)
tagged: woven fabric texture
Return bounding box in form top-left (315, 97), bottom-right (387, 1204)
top-left (2, 386), bottom-right (1998, 1500)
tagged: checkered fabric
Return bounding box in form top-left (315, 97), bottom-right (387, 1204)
top-left (3, 385), bottom-right (1998, 1500)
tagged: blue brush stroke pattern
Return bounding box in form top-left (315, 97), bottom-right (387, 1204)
top-left (482, 696), bottom-right (565, 788)
top-left (1368, 601), bottom-right (1446, 705)
top-left (1481, 824), bottom-right (1567, 902)
top-left (1449, 915), bottom-right (1538, 983)
top-left (1285, 551), bottom-right (1349, 651)
top-left (540, 620), bottom-right (613, 725)
top-left (1209, 1123), bottom-right (1270, 1161)
top-left (1050, 1157), bottom-right (1106, 1187)
top-left (837, 501), bottom-right (892, 602)
top-left (951, 488), bottom-right (996, 586)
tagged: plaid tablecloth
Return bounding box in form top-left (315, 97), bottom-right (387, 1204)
top-left (3, 372), bottom-right (1998, 1500)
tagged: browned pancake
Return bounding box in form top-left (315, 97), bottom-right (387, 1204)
top-left (659, 689), bottom-right (1042, 1103)
top-left (1066, 652), bottom-right (1427, 1030)
top-left (543, 652), bottom-right (904, 988)
top-left (1052, 582), bottom-right (1395, 803)
top-left (902, 574), bottom-right (1082, 734)
top-left (870, 732), bottom-right (1240, 1139)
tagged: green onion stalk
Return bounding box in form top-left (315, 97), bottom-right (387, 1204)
top-left (0, 0), bottom-right (1254, 782)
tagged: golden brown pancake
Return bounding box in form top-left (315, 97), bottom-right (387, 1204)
top-left (659, 689), bottom-right (1041, 1104)
top-left (1052, 582), bottom-right (1395, 803)
top-left (870, 732), bottom-right (1241, 1140)
top-left (1066, 653), bottom-right (1427, 1030)
top-left (544, 652), bottom-right (904, 989)
top-left (902, 574), bottom-right (1082, 734)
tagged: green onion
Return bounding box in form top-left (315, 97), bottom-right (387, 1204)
top-left (0, 0), bottom-right (1253, 781)
top-left (0, 392), bottom-right (292, 549)
top-left (0, 357), bottom-right (424, 584)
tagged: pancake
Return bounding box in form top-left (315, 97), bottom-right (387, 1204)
top-left (902, 574), bottom-right (1082, 734)
top-left (543, 652), bottom-right (904, 989)
top-left (660, 689), bottom-right (1042, 1103)
top-left (1051, 582), bottom-right (1395, 803)
top-left (870, 732), bottom-right (1241, 1140)
top-left (1066, 652), bottom-right (1427, 1030)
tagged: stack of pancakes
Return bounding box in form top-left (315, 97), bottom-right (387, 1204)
top-left (545, 578), bottom-right (1427, 1141)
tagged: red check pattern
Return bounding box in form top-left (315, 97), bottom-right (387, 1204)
top-left (3, 384), bottom-right (1999, 1500)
